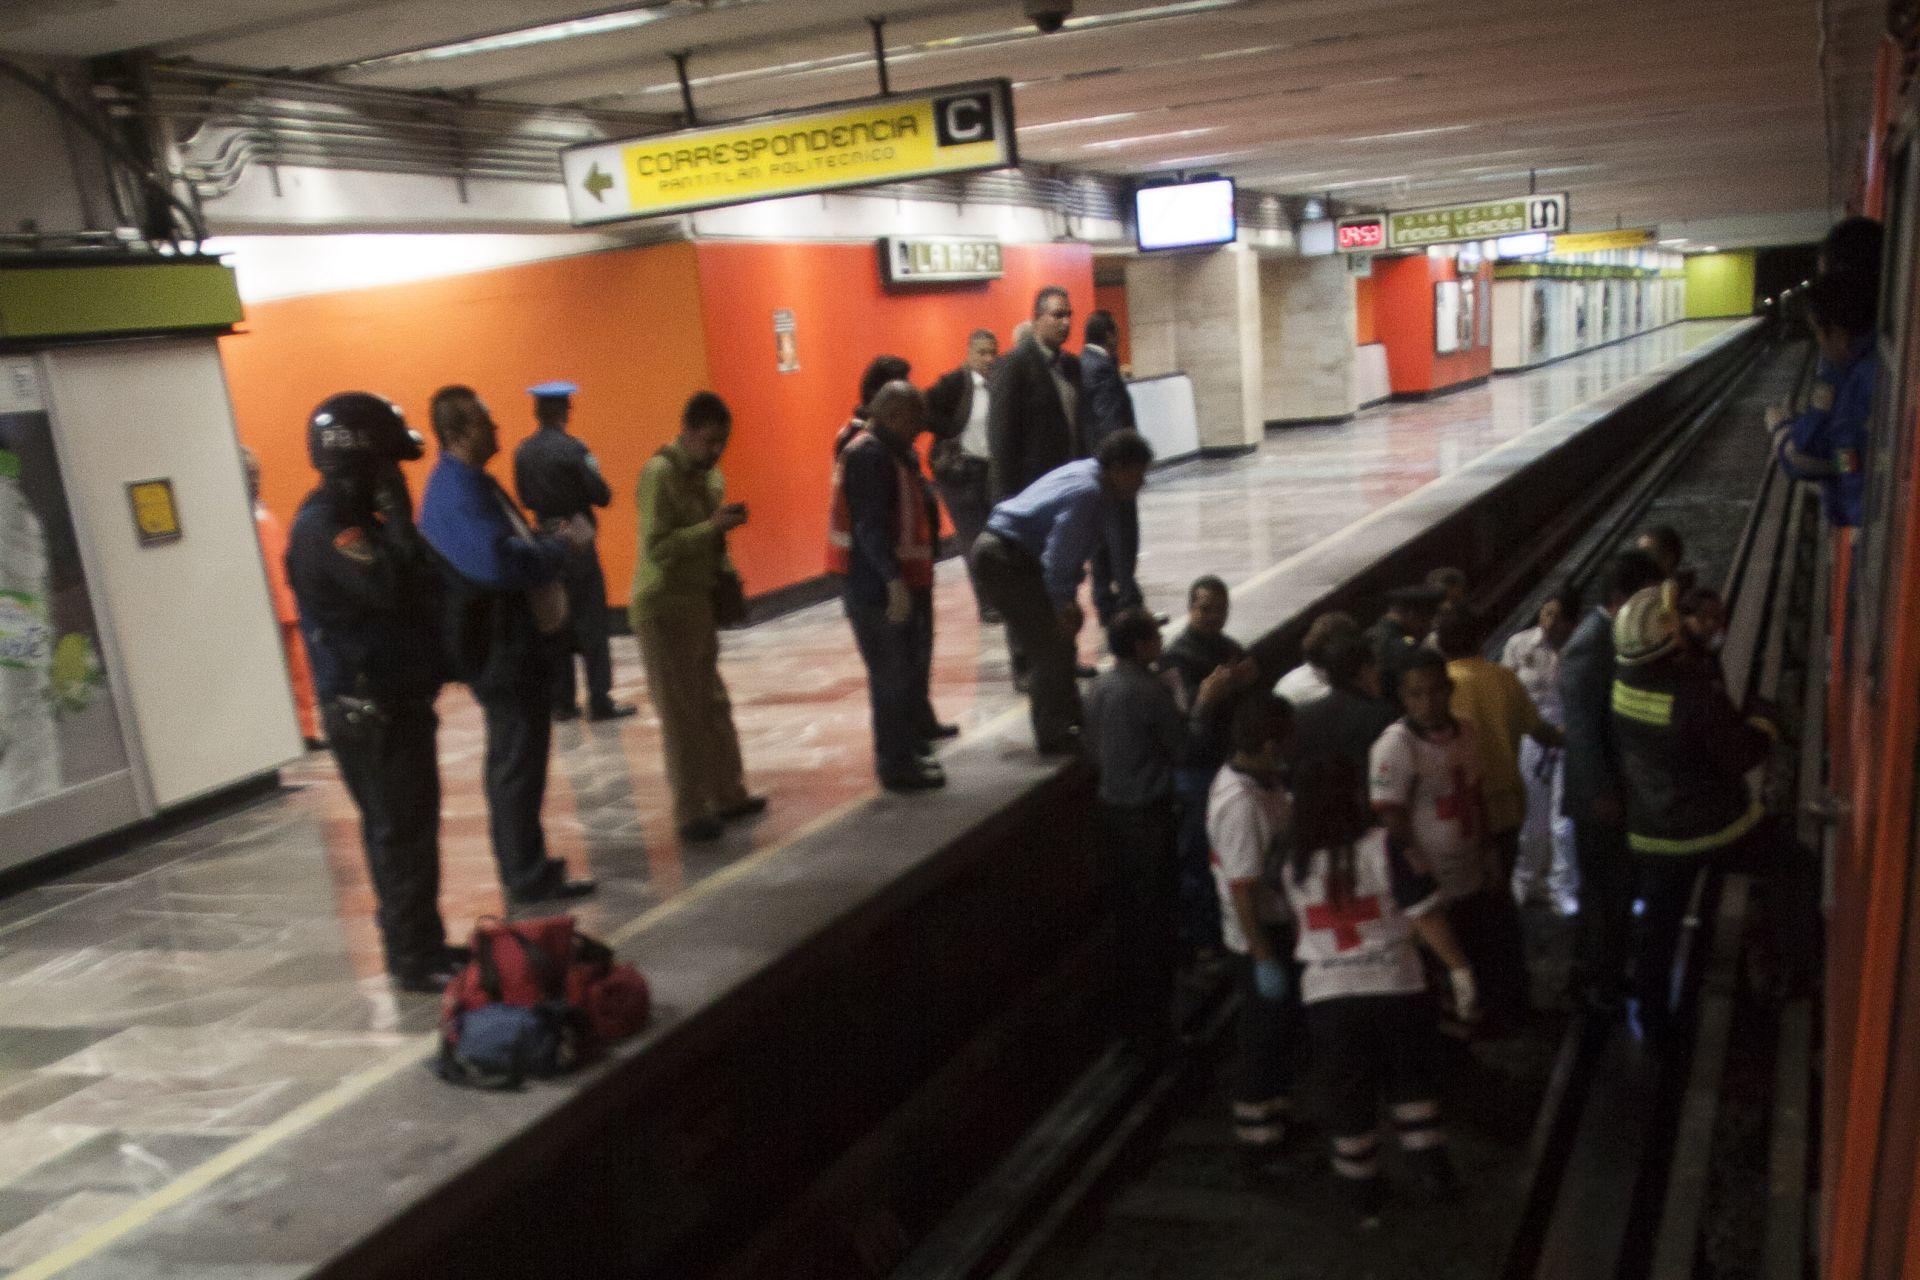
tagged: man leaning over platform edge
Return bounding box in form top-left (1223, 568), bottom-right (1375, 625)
top-left (970, 430), bottom-right (1156, 755)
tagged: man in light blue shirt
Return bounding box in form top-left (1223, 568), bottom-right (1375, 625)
top-left (970, 430), bottom-right (1154, 753)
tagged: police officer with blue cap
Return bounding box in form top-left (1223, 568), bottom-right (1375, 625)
top-left (513, 380), bottom-right (635, 722)
top-left (286, 392), bottom-right (466, 992)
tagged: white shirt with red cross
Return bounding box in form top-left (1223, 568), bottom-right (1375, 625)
top-left (1369, 718), bottom-right (1488, 901)
top-left (1281, 829), bottom-right (1441, 1004)
top-left (1206, 765), bottom-right (1294, 955)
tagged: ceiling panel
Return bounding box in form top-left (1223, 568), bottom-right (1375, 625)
top-left (0, 0), bottom-right (1885, 235)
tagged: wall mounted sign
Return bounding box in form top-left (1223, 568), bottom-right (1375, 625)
top-left (1335, 215), bottom-right (1386, 253)
top-left (126, 479), bottom-right (181, 546)
top-left (1551, 227), bottom-right (1657, 254)
top-left (880, 236), bottom-right (1004, 285)
top-left (562, 80), bottom-right (1017, 225)
top-left (772, 309), bottom-right (799, 374)
top-left (1386, 193), bottom-right (1568, 249)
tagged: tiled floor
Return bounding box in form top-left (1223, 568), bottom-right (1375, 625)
top-left (0, 320), bottom-right (1740, 1276)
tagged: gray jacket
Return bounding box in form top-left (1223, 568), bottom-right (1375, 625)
top-left (1557, 607), bottom-right (1620, 824)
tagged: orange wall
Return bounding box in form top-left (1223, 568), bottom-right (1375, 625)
top-left (221, 241), bottom-right (712, 602)
top-left (690, 240), bottom-right (1095, 592)
top-left (1093, 281), bottom-right (1132, 367)
top-left (1354, 275), bottom-right (1378, 345)
top-left (1370, 252), bottom-right (1493, 395)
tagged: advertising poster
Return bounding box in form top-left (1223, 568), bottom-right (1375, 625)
top-left (1529, 282), bottom-right (1550, 361)
top-left (0, 358), bottom-right (131, 816)
top-left (1573, 289), bottom-right (1590, 347)
top-left (1458, 278), bottom-right (1478, 350)
top-left (773, 308), bottom-right (800, 374)
top-left (1433, 280), bottom-right (1463, 354)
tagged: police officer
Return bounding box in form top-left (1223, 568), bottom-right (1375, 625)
top-left (1366, 582), bottom-right (1446, 703)
top-left (286, 392), bottom-right (464, 993)
top-left (513, 381), bottom-right (636, 722)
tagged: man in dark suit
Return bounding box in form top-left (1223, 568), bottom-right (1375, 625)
top-left (988, 285), bottom-right (1081, 501)
top-left (927, 328), bottom-right (1000, 622)
top-left (1558, 547), bottom-right (1663, 1011)
top-left (1080, 309), bottom-right (1146, 625)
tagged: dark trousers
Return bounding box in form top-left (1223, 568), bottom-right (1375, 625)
top-left (1307, 994), bottom-right (1446, 1179)
top-left (1174, 766), bottom-right (1225, 950)
top-left (1233, 930), bottom-right (1302, 1109)
top-left (969, 531), bottom-right (1081, 748)
top-left (480, 690), bottom-right (560, 896)
top-left (1572, 819), bottom-right (1634, 1000)
top-left (550, 547), bottom-right (615, 714)
top-left (1092, 500), bottom-right (1142, 626)
top-left (1445, 883), bottom-right (1530, 1022)
top-left (324, 696), bottom-right (446, 975)
top-left (936, 463), bottom-right (993, 618)
top-left (844, 589), bottom-right (937, 778)
top-left (1099, 797), bottom-right (1179, 1043)
top-left (1629, 815), bottom-right (1817, 1019)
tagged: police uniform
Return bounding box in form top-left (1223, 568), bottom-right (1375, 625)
top-left (1366, 583), bottom-right (1444, 703)
top-left (512, 381), bottom-right (628, 720)
top-left (285, 397), bottom-right (452, 989)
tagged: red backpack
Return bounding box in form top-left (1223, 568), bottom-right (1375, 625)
top-left (435, 915), bottom-right (651, 1087)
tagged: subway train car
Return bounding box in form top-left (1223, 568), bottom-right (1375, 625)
top-left (1818, 27), bottom-right (1920, 1280)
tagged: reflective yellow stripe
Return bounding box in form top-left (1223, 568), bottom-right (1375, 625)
top-left (1612, 680), bottom-right (1673, 726)
top-left (1628, 800), bottom-right (1764, 855)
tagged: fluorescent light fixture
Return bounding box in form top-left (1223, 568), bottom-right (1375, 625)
top-left (1658, 237), bottom-right (1688, 245)
top-left (343, 0), bottom-right (769, 72)
top-left (598, 0), bottom-right (1245, 103)
top-left (1019, 112), bottom-right (1148, 135)
top-left (1083, 126), bottom-right (1220, 151)
top-left (1702, 245), bottom-right (1720, 253)
top-left (1341, 124), bottom-right (1472, 144)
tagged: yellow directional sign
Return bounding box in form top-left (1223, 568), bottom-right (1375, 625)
top-left (1552, 227), bottom-right (1658, 254)
top-left (561, 81), bottom-right (1017, 225)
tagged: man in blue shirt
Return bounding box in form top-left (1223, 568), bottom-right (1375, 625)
top-left (1770, 271), bottom-right (1878, 530)
top-left (970, 430), bottom-right (1154, 753)
top-left (419, 384), bottom-right (597, 905)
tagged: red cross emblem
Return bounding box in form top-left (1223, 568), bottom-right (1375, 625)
top-left (1432, 765), bottom-right (1482, 841)
top-left (1304, 896), bottom-right (1383, 951)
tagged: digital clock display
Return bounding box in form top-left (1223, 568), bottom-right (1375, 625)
top-left (1336, 217), bottom-right (1386, 252)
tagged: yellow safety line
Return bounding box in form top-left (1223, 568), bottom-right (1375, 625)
top-left (8, 702), bottom-right (1038, 1278)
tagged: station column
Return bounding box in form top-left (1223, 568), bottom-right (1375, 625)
top-left (1259, 254), bottom-right (1358, 424)
top-left (1124, 242), bottom-right (1264, 452)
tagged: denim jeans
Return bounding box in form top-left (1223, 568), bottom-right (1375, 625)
top-left (845, 591), bottom-right (935, 778)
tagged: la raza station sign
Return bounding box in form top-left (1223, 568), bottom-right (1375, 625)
top-left (562, 81), bottom-right (1017, 224)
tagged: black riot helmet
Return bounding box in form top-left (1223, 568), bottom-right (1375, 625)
top-left (307, 392), bottom-right (425, 477)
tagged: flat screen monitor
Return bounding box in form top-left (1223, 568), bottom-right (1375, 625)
top-left (1134, 178), bottom-right (1237, 252)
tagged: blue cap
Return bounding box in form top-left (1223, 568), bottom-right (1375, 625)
top-left (528, 380), bottom-right (578, 399)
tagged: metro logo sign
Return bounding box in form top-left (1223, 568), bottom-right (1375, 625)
top-left (1335, 216), bottom-right (1386, 252)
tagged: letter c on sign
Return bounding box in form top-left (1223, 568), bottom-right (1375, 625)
top-left (933, 93), bottom-right (995, 147)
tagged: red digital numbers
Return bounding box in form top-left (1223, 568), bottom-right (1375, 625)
top-left (1337, 219), bottom-right (1385, 251)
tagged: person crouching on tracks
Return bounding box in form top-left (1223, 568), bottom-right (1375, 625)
top-left (1610, 583), bottom-right (1816, 1042)
top-left (1283, 755), bottom-right (1478, 1222)
top-left (1206, 692), bottom-right (1301, 1165)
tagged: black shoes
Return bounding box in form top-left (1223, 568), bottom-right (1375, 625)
top-left (393, 945), bottom-right (472, 994)
top-left (552, 704), bottom-right (581, 722)
top-left (882, 761), bottom-right (947, 792)
top-left (588, 702), bottom-right (638, 722)
top-left (679, 816), bottom-right (725, 842)
top-left (1075, 663), bottom-right (1099, 679)
top-left (924, 722), bottom-right (961, 740)
top-left (507, 868), bottom-right (598, 905)
top-left (717, 794), bottom-right (768, 821)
